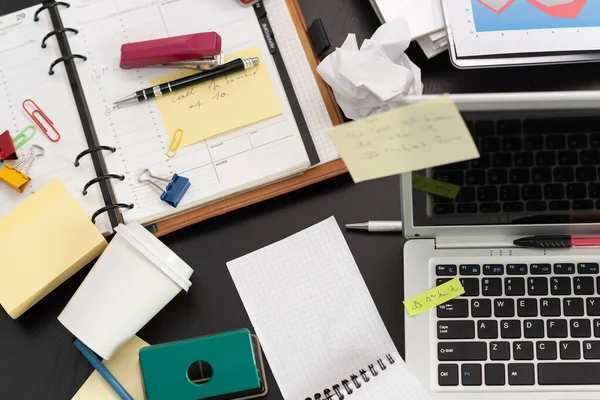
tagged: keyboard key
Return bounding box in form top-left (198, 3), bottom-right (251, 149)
top-left (532, 167), bottom-right (552, 183)
top-left (576, 166), bottom-right (597, 182)
top-left (459, 278), bottom-right (479, 297)
top-left (457, 204), bottom-right (477, 213)
top-left (480, 203), bottom-right (501, 213)
top-left (481, 137), bottom-right (500, 152)
top-left (526, 201), bottom-right (547, 211)
top-left (501, 320), bottom-right (521, 339)
top-left (436, 278), bottom-right (451, 286)
top-left (455, 187), bottom-right (476, 203)
top-left (433, 170), bottom-right (464, 186)
top-left (538, 363), bottom-right (600, 385)
top-left (541, 298), bottom-right (561, 317)
top-left (514, 152), bottom-right (534, 167)
top-left (478, 186), bottom-right (498, 202)
top-left (560, 341), bottom-right (581, 360)
top-left (557, 150), bottom-right (578, 165)
top-left (460, 264), bottom-right (480, 276)
top-left (528, 277), bottom-right (548, 295)
top-left (494, 299), bottom-right (514, 317)
top-left (503, 202), bottom-right (524, 212)
top-left (478, 320), bottom-right (498, 339)
top-left (568, 133), bottom-right (587, 149)
top-left (587, 298), bottom-right (600, 316)
top-left (554, 167), bottom-right (574, 183)
top-left (537, 341), bottom-right (557, 360)
top-left (508, 364), bottom-right (535, 386)
top-left (578, 263), bottom-right (600, 274)
top-left (483, 264), bottom-right (504, 275)
top-left (438, 321), bottom-right (475, 340)
top-left (584, 341), bottom-right (600, 359)
top-left (485, 364), bottom-right (505, 386)
top-left (487, 170), bottom-right (508, 185)
top-left (573, 200), bottom-right (594, 210)
top-left (438, 342), bottom-right (487, 361)
top-left (554, 263), bottom-right (575, 274)
top-left (507, 264), bottom-right (527, 275)
top-left (550, 200), bottom-right (570, 211)
top-left (482, 278), bottom-right (502, 296)
top-left (437, 299), bottom-right (469, 318)
top-left (438, 364), bottom-right (458, 386)
top-left (524, 136), bottom-right (543, 151)
top-left (471, 299), bottom-right (492, 318)
top-left (503, 138), bottom-right (522, 152)
top-left (505, 278), bottom-right (525, 296)
top-left (436, 265), bottom-right (457, 276)
top-left (536, 151), bottom-right (556, 167)
top-left (591, 133), bottom-right (600, 148)
top-left (461, 364), bottom-right (482, 386)
top-left (465, 170), bottom-right (486, 185)
top-left (517, 298), bottom-right (538, 317)
top-left (509, 168), bottom-right (530, 184)
top-left (434, 204), bottom-right (455, 214)
top-left (521, 185), bottom-right (542, 201)
top-left (567, 183), bottom-right (587, 199)
top-left (544, 184), bottom-right (565, 200)
top-left (574, 277), bottom-right (594, 295)
top-left (547, 319), bottom-right (568, 338)
top-left (564, 298), bottom-right (584, 316)
top-left (493, 153), bottom-right (512, 168)
top-left (490, 342), bottom-right (510, 361)
top-left (513, 341), bottom-right (533, 360)
top-left (497, 119), bottom-right (521, 136)
top-left (551, 277), bottom-right (571, 295)
top-left (475, 120), bottom-right (495, 136)
top-left (530, 263), bottom-right (551, 275)
top-left (546, 135), bottom-right (566, 150)
top-left (595, 320), bottom-right (600, 337)
top-left (470, 154), bottom-right (490, 169)
top-left (580, 149), bottom-right (600, 165)
top-left (524, 320), bottom-right (544, 338)
top-left (571, 319), bottom-right (591, 338)
top-left (590, 183), bottom-right (600, 198)
top-left (500, 185), bottom-right (519, 201)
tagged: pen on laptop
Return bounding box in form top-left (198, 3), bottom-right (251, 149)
top-left (113, 57), bottom-right (259, 107)
top-left (74, 339), bottom-right (134, 400)
top-left (346, 220), bottom-right (403, 233)
top-left (513, 235), bottom-right (600, 249)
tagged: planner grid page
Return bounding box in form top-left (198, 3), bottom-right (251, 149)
top-left (264, 0), bottom-right (338, 163)
top-left (61, 0), bottom-right (310, 224)
top-left (227, 217), bottom-right (429, 400)
top-left (0, 5), bottom-right (109, 232)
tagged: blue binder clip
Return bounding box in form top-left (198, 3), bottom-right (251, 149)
top-left (138, 168), bottom-right (190, 207)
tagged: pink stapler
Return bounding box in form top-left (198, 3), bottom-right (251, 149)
top-left (120, 32), bottom-right (223, 71)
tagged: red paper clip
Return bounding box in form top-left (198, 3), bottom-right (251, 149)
top-left (22, 99), bottom-right (61, 143)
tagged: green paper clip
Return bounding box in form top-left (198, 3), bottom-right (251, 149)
top-left (12, 126), bottom-right (37, 151)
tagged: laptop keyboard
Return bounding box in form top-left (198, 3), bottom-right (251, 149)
top-left (431, 117), bottom-right (600, 214)
top-left (433, 259), bottom-right (600, 389)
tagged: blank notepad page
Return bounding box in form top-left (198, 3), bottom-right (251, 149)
top-left (227, 217), bottom-right (429, 400)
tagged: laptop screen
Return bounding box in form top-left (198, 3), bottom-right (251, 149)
top-left (411, 108), bottom-right (600, 227)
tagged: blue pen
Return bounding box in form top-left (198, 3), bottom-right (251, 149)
top-left (74, 339), bottom-right (134, 400)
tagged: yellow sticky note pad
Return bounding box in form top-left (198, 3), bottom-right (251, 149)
top-left (151, 46), bottom-right (283, 147)
top-left (412, 172), bottom-right (461, 199)
top-left (0, 178), bottom-right (107, 319)
top-left (403, 278), bottom-right (465, 317)
top-left (73, 336), bottom-right (149, 400)
top-left (327, 96), bottom-right (480, 183)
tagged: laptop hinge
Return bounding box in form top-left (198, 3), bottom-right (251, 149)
top-left (435, 235), bottom-right (521, 250)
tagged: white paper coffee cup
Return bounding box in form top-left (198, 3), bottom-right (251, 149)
top-left (58, 221), bottom-right (193, 359)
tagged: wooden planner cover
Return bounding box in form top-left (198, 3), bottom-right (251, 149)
top-left (152, 0), bottom-right (346, 237)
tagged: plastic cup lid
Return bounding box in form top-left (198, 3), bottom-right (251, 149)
top-left (114, 222), bottom-right (193, 291)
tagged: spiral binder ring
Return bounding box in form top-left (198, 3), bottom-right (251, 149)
top-left (82, 174), bottom-right (125, 196)
top-left (33, 2), bottom-right (70, 21)
top-left (41, 28), bottom-right (78, 48)
top-left (74, 146), bottom-right (117, 167)
top-left (49, 55), bottom-right (87, 75)
top-left (92, 204), bottom-right (134, 224)
top-left (306, 353), bottom-right (395, 400)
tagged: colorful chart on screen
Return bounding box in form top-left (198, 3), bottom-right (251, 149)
top-left (443, 0), bottom-right (600, 57)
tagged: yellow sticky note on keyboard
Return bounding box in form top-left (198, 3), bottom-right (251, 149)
top-left (0, 178), bottom-right (107, 318)
top-left (411, 173), bottom-right (461, 199)
top-left (151, 46), bottom-right (283, 147)
top-left (404, 278), bottom-right (465, 317)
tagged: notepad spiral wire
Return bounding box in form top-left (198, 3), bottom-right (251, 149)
top-left (305, 353), bottom-right (396, 400)
top-left (35, 2), bottom-right (134, 226)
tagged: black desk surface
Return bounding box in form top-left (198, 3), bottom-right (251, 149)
top-left (2, 0), bottom-right (600, 399)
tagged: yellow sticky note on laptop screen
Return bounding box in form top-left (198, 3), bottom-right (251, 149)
top-left (327, 95), bottom-right (480, 183)
top-left (0, 178), bottom-right (107, 319)
top-left (151, 46), bottom-right (283, 147)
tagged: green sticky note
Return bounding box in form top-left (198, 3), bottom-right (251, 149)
top-left (412, 172), bottom-right (461, 199)
top-left (403, 278), bottom-right (465, 317)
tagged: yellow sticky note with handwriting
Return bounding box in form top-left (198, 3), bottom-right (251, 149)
top-left (72, 336), bottom-right (149, 400)
top-left (403, 278), bottom-right (465, 317)
top-left (327, 96), bottom-right (480, 183)
top-left (412, 172), bottom-right (461, 199)
top-left (0, 178), bottom-right (107, 319)
top-left (151, 46), bottom-right (283, 147)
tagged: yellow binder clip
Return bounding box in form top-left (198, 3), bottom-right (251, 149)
top-left (166, 129), bottom-right (184, 158)
top-left (0, 145), bottom-right (44, 193)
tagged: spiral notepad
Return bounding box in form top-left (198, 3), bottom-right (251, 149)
top-left (227, 217), bottom-right (430, 400)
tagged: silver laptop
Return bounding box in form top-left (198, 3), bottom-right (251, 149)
top-left (402, 92), bottom-right (600, 399)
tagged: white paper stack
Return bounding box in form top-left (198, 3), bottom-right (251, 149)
top-left (369, 0), bottom-right (448, 58)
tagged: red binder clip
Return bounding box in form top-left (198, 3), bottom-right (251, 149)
top-left (0, 130), bottom-right (18, 162)
top-left (120, 32), bottom-right (223, 71)
top-left (22, 99), bottom-right (61, 143)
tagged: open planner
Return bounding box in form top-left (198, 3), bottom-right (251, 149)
top-left (0, 0), bottom-right (344, 235)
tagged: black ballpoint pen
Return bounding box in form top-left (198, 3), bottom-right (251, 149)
top-left (113, 57), bottom-right (260, 107)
